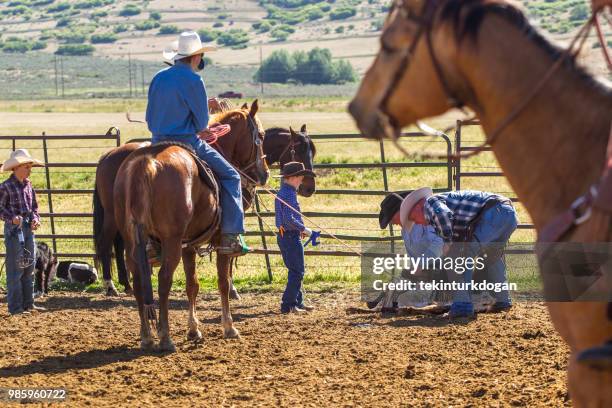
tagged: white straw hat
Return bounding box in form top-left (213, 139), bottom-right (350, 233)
top-left (1, 149), bottom-right (44, 172)
top-left (399, 187), bottom-right (433, 232)
top-left (162, 31), bottom-right (216, 63)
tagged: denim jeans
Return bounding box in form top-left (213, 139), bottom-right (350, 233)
top-left (277, 231), bottom-right (305, 311)
top-left (4, 222), bottom-right (36, 314)
top-left (152, 134), bottom-right (245, 234)
top-left (448, 202), bottom-right (518, 311)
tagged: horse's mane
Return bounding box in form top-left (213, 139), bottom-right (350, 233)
top-left (211, 108), bottom-right (248, 124)
top-left (437, 0), bottom-right (608, 92)
top-left (265, 127), bottom-right (317, 158)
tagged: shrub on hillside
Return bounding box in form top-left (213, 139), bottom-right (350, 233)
top-left (30, 40), bottom-right (47, 50)
top-left (216, 29), bottom-right (248, 47)
top-left (134, 20), bottom-right (160, 31)
top-left (91, 33), bottom-right (117, 43)
top-left (2, 5), bottom-right (30, 15)
top-left (56, 31), bottom-right (87, 43)
top-left (213, 22), bottom-right (224, 28)
top-left (329, 6), bottom-right (356, 20)
top-left (159, 25), bottom-right (179, 35)
top-left (119, 5), bottom-right (140, 17)
top-left (47, 2), bottom-right (70, 13)
top-left (150, 11), bottom-right (162, 21)
top-left (55, 44), bottom-right (94, 55)
top-left (74, 0), bottom-right (113, 9)
top-left (197, 28), bottom-right (219, 42)
top-left (113, 24), bottom-right (128, 33)
top-left (91, 10), bottom-right (108, 19)
top-left (56, 16), bottom-right (71, 27)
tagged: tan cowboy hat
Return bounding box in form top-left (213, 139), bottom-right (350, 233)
top-left (399, 187), bottom-right (433, 232)
top-left (162, 31), bottom-right (217, 63)
top-left (1, 149), bottom-right (44, 172)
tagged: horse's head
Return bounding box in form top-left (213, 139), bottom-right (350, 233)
top-left (214, 99), bottom-right (269, 187)
top-left (349, 0), bottom-right (471, 139)
top-left (264, 124), bottom-right (317, 197)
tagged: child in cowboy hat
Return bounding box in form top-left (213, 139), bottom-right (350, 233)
top-left (274, 162), bottom-right (317, 314)
top-left (0, 149), bottom-right (45, 315)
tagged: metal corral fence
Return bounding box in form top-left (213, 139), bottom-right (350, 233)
top-left (0, 125), bottom-right (534, 280)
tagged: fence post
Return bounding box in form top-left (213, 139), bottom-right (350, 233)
top-left (41, 133), bottom-right (57, 255)
top-left (455, 120), bottom-right (462, 191)
top-left (254, 191), bottom-right (273, 282)
top-left (379, 138), bottom-right (394, 253)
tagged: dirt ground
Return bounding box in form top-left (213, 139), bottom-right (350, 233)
top-left (0, 290), bottom-right (570, 407)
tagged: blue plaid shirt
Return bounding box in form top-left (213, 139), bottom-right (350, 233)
top-left (275, 182), bottom-right (305, 232)
top-left (424, 190), bottom-right (508, 242)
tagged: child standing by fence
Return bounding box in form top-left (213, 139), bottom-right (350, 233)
top-left (0, 149), bottom-right (45, 315)
top-left (275, 162), bottom-right (316, 314)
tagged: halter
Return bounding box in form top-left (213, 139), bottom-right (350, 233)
top-left (276, 130), bottom-right (313, 167)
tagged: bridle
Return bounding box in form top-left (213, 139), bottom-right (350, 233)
top-left (378, 0), bottom-right (463, 136)
top-left (276, 130), bottom-right (313, 168)
top-left (377, 0), bottom-right (596, 158)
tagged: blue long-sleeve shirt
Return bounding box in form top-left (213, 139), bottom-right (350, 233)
top-left (146, 62), bottom-right (210, 138)
top-left (275, 182), bottom-right (305, 232)
top-left (401, 224), bottom-right (443, 259)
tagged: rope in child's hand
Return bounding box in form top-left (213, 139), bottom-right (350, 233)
top-left (235, 167), bottom-right (364, 257)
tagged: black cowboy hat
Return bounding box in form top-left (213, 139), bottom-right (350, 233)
top-left (274, 161), bottom-right (316, 178)
top-left (379, 191), bottom-right (410, 229)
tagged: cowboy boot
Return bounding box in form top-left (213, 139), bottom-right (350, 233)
top-left (217, 234), bottom-right (250, 257)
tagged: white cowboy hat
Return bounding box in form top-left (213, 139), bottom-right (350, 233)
top-left (162, 31), bottom-right (216, 63)
top-left (399, 187), bottom-right (433, 232)
top-left (1, 149), bottom-right (44, 172)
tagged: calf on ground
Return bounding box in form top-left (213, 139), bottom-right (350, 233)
top-left (34, 242), bottom-right (57, 297)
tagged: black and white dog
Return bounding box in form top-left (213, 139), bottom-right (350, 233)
top-left (34, 242), bottom-right (98, 296)
top-left (34, 242), bottom-right (57, 297)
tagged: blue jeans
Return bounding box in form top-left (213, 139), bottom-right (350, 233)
top-left (5, 222), bottom-right (36, 314)
top-left (152, 134), bottom-right (244, 234)
top-left (277, 231), bottom-right (305, 311)
top-left (448, 202), bottom-right (518, 311)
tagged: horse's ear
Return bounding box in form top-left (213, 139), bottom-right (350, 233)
top-left (249, 99), bottom-right (259, 117)
top-left (241, 102), bottom-right (248, 110)
top-left (300, 124), bottom-right (307, 133)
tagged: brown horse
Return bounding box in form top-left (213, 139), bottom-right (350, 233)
top-left (94, 115), bottom-right (317, 296)
top-left (349, 0), bottom-right (612, 405)
top-left (93, 102), bottom-right (267, 296)
top-left (113, 106), bottom-right (268, 351)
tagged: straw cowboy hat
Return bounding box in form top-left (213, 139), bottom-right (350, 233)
top-left (399, 187), bottom-right (433, 232)
top-left (162, 31), bottom-right (217, 64)
top-left (274, 162), bottom-right (316, 178)
top-left (1, 149), bottom-right (44, 172)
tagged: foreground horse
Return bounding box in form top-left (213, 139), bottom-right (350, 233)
top-left (94, 116), bottom-right (317, 296)
top-left (113, 107), bottom-right (268, 350)
top-left (349, 0), bottom-right (611, 405)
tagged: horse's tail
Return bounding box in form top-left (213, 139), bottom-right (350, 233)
top-left (92, 183), bottom-right (105, 272)
top-left (125, 154), bottom-right (159, 246)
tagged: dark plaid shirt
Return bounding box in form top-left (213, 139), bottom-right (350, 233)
top-left (424, 190), bottom-right (508, 243)
top-left (0, 174), bottom-right (40, 224)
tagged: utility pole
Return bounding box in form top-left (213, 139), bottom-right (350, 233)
top-left (128, 52), bottom-right (133, 98)
top-left (54, 55), bottom-right (58, 97)
top-left (141, 65), bottom-right (145, 96)
top-left (60, 56), bottom-right (65, 98)
top-left (259, 45), bottom-right (264, 95)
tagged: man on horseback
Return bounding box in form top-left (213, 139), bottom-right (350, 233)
top-left (146, 31), bottom-right (248, 257)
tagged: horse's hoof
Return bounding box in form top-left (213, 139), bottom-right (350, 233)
top-left (140, 339), bottom-right (155, 351)
top-left (124, 287), bottom-right (134, 296)
top-left (158, 339), bottom-right (176, 352)
top-left (106, 287), bottom-right (120, 297)
top-left (224, 327), bottom-right (241, 339)
top-left (187, 329), bottom-right (202, 341)
top-left (229, 288), bottom-right (241, 301)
